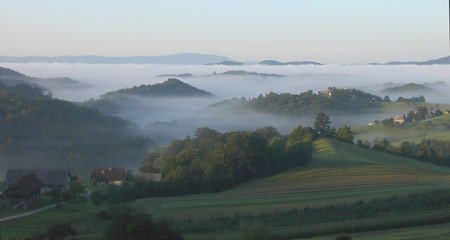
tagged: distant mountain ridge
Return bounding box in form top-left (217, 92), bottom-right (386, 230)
top-left (379, 56), bottom-right (450, 65)
top-left (259, 60), bottom-right (322, 65)
top-left (0, 53), bottom-right (232, 65)
top-left (217, 70), bottom-right (283, 77)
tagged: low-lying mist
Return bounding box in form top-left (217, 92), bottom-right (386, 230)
top-left (2, 63), bottom-right (450, 146)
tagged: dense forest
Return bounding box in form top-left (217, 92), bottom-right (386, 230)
top-left (99, 78), bottom-right (212, 98)
top-left (0, 66), bottom-right (86, 90)
top-left (214, 87), bottom-right (389, 115)
top-left (0, 81), bottom-right (152, 175)
top-left (85, 78), bottom-right (213, 114)
top-left (382, 83), bottom-right (433, 93)
top-left (139, 126), bottom-right (314, 193)
top-left (214, 88), bottom-right (428, 116)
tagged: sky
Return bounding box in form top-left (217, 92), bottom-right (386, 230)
top-left (0, 0), bottom-right (448, 63)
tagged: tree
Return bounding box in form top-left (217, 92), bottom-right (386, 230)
top-left (67, 181), bottom-right (87, 211)
top-left (337, 125), bottom-right (354, 143)
top-left (91, 191), bottom-right (106, 207)
top-left (406, 111), bottom-right (415, 122)
top-left (314, 112), bottom-right (331, 136)
top-left (383, 95), bottom-right (391, 102)
top-left (49, 187), bottom-right (70, 210)
top-left (416, 106), bottom-right (428, 120)
top-left (372, 138), bottom-right (392, 151)
top-left (399, 141), bottom-right (413, 156)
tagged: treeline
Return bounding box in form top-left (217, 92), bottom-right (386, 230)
top-left (140, 126), bottom-right (314, 193)
top-left (91, 113), bottom-right (354, 204)
top-left (356, 138), bottom-right (450, 166)
top-left (215, 87), bottom-right (421, 116)
top-left (0, 82), bottom-right (152, 172)
top-left (381, 106), bottom-right (444, 127)
top-left (0, 81), bottom-right (45, 99)
top-left (92, 125), bottom-right (316, 204)
top-left (171, 189), bottom-right (450, 234)
top-left (395, 95), bottom-right (426, 103)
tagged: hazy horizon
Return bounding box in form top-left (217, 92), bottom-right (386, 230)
top-left (1, 0), bottom-right (448, 64)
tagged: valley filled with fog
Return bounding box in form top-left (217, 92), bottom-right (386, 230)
top-left (3, 63), bottom-right (450, 145)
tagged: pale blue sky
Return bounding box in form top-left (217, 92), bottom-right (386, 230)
top-left (0, 0), bottom-right (448, 63)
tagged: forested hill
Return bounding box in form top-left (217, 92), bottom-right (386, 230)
top-left (213, 88), bottom-right (389, 115)
top-left (382, 83), bottom-right (434, 94)
top-left (101, 78), bottom-right (213, 98)
top-left (0, 82), bottom-right (152, 177)
top-left (0, 66), bottom-right (87, 89)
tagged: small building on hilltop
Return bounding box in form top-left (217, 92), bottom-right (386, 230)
top-left (137, 173), bottom-right (162, 182)
top-left (91, 167), bottom-right (126, 185)
top-left (4, 173), bottom-right (43, 209)
top-left (394, 116), bottom-right (405, 125)
top-left (5, 169), bottom-right (71, 193)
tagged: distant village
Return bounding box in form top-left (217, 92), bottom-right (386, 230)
top-left (0, 168), bottom-right (162, 210)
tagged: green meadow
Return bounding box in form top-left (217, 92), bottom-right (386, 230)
top-left (3, 138), bottom-right (450, 239)
top-left (354, 114), bottom-right (450, 144)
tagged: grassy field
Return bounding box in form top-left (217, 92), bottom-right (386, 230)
top-left (0, 201), bottom-right (105, 240)
top-left (4, 138), bottom-right (450, 239)
top-left (131, 138), bottom-right (450, 220)
top-left (353, 114), bottom-right (450, 145)
top-left (181, 208), bottom-right (450, 240)
top-left (310, 219), bottom-right (450, 240)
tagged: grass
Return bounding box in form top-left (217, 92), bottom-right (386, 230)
top-left (131, 139), bottom-right (450, 221)
top-left (0, 201), bottom-right (105, 240)
top-left (181, 207), bottom-right (450, 240)
top-left (0, 196), bottom-right (55, 218)
top-left (354, 114), bottom-right (450, 145)
top-left (4, 138), bottom-right (450, 239)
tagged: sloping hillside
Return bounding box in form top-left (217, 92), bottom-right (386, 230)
top-left (0, 66), bottom-right (87, 89)
top-left (100, 78), bottom-right (212, 98)
top-left (0, 84), bottom-right (153, 178)
top-left (354, 114), bottom-right (450, 144)
top-left (131, 138), bottom-right (450, 219)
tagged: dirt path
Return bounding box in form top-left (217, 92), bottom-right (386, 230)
top-left (0, 204), bottom-right (56, 223)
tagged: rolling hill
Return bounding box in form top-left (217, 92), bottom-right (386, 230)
top-left (217, 70), bottom-right (283, 77)
top-left (0, 66), bottom-right (88, 90)
top-left (84, 78), bottom-right (213, 115)
top-left (353, 114), bottom-right (450, 145)
top-left (382, 83), bottom-right (434, 94)
top-left (131, 138), bottom-right (450, 220)
top-left (100, 78), bottom-right (212, 98)
top-left (0, 83), bottom-right (152, 179)
top-left (4, 138), bottom-right (450, 240)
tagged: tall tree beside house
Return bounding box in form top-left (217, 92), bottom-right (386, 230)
top-left (67, 181), bottom-right (87, 211)
top-left (49, 187), bottom-right (70, 210)
top-left (314, 112), bottom-right (332, 136)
